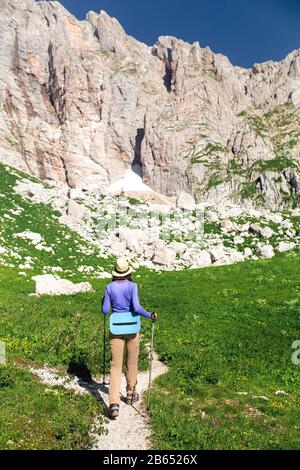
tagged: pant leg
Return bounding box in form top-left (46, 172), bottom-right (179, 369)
top-left (109, 334), bottom-right (125, 405)
top-left (125, 333), bottom-right (140, 392)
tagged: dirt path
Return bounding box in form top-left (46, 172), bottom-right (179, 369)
top-left (29, 352), bottom-right (167, 450)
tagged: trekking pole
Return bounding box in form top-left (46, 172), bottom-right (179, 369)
top-left (102, 315), bottom-right (108, 385)
top-left (147, 319), bottom-right (155, 410)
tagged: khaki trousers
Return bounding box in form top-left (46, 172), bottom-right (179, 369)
top-left (109, 332), bottom-right (140, 405)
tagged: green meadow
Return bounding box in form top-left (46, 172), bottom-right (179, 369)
top-left (145, 252), bottom-right (300, 449)
top-left (1, 250), bottom-right (299, 449)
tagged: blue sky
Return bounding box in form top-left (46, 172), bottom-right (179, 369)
top-left (52, 0), bottom-right (300, 67)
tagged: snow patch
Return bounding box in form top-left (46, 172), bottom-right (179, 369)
top-left (105, 169), bottom-right (154, 194)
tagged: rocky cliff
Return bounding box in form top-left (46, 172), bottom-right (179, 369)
top-left (0, 0), bottom-right (300, 208)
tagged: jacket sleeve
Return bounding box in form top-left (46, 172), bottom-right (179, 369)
top-left (131, 283), bottom-right (152, 318)
top-left (101, 287), bottom-right (111, 316)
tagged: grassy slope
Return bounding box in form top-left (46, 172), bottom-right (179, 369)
top-left (142, 251), bottom-right (300, 450)
top-left (0, 163), bottom-right (111, 275)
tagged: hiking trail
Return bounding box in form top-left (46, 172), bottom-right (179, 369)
top-left (30, 351), bottom-right (167, 450)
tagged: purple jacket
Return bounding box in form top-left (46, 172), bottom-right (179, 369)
top-left (101, 280), bottom-right (152, 318)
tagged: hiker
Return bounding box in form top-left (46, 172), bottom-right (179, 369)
top-left (101, 258), bottom-right (157, 418)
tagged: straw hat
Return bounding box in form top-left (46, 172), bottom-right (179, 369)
top-left (112, 257), bottom-right (133, 277)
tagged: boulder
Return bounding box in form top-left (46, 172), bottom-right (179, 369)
top-left (168, 241), bottom-right (187, 255)
top-left (281, 219), bottom-right (293, 229)
top-left (14, 181), bottom-right (51, 204)
top-left (222, 207), bottom-right (244, 218)
top-left (239, 223), bottom-right (250, 232)
top-left (0, 247), bottom-right (7, 255)
top-left (260, 227), bottom-right (274, 239)
top-left (67, 200), bottom-right (91, 221)
top-left (243, 247), bottom-right (253, 258)
top-left (19, 263), bottom-right (31, 270)
top-left (249, 223), bottom-right (262, 235)
top-left (209, 246), bottom-right (225, 262)
top-left (277, 242), bottom-right (296, 252)
top-left (152, 246), bottom-right (176, 267)
top-left (16, 231), bottom-right (42, 246)
top-left (204, 211), bottom-right (219, 223)
top-left (193, 250), bottom-right (212, 267)
top-left (181, 248), bottom-right (196, 262)
top-left (220, 219), bottom-right (235, 232)
top-left (35, 243), bottom-right (54, 253)
top-left (233, 236), bottom-right (244, 245)
top-left (176, 192), bottom-right (196, 211)
top-left (117, 228), bottom-right (146, 253)
top-left (267, 214), bottom-right (283, 224)
top-left (248, 223), bottom-right (274, 239)
top-left (141, 260), bottom-right (156, 270)
top-left (227, 250), bottom-right (245, 264)
top-left (95, 272), bottom-right (112, 279)
top-left (118, 228), bottom-right (147, 243)
top-left (285, 230), bottom-right (295, 238)
top-left (110, 240), bottom-right (127, 256)
top-left (256, 245), bottom-right (275, 259)
top-left (127, 238), bottom-right (143, 254)
top-left (32, 274), bottom-right (94, 296)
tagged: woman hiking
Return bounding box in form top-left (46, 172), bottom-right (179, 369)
top-left (101, 257), bottom-right (157, 419)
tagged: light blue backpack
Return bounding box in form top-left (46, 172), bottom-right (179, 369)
top-left (109, 311), bottom-right (141, 335)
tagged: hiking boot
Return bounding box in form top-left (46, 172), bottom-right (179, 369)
top-left (109, 404), bottom-right (119, 418)
top-left (126, 390), bottom-right (139, 405)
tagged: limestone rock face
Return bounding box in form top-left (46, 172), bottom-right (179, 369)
top-left (0, 0), bottom-right (300, 209)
